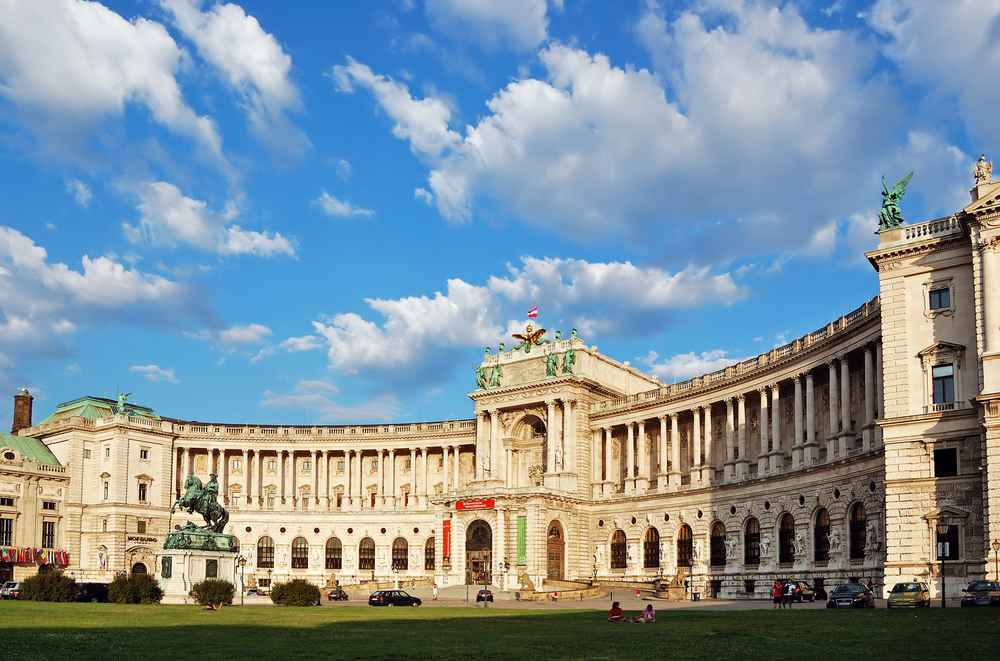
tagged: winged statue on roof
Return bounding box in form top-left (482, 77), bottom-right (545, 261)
top-left (511, 324), bottom-right (547, 353)
top-left (877, 171), bottom-right (914, 232)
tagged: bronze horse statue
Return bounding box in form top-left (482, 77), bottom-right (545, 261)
top-left (171, 474), bottom-right (229, 533)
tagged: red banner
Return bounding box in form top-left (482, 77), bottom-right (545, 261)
top-left (456, 499), bottom-right (495, 510)
top-left (442, 520), bottom-right (451, 559)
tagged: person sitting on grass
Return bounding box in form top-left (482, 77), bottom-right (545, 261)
top-left (636, 604), bottom-right (655, 623)
top-left (608, 601), bottom-right (626, 622)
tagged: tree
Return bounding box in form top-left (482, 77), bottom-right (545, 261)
top-left (189, 579), bottom-right (235, 610)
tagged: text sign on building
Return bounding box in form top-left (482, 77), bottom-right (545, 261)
top-left (455, 499), bottom-right (495, 510)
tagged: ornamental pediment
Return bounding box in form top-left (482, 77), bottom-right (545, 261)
top-left (917, 341), bottom-right (965, 359)
top-left (922, 505), bottom-right (969, 521)
top-left (964, 180), bottom-right (1000, 216)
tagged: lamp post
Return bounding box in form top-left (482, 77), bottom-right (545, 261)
top-left (992, 540), bottom-right (1000, 582)
top-left (936, 520), bottom-right (950, 608)
top-left (267, 568), bottom-right (272, 596)
top-left (238, 555), bottom-right (247, 606)
top-left (871, 541), bottom-right (882, 599)
top-left (503, 556), bottom-right (510, 592)
top-left (483, 549), bottom-right (490, 609)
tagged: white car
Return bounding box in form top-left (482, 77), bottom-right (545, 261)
top-left (1, 581), bottom-right (20, 599)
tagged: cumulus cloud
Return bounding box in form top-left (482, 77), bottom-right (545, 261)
top-left (315, 191), bottom-right (374, 217)
top-left (282, 256), bottom-right (743, 374)
top-left (0, 0), bottom-right (221, 161)
top-left (425, 0), bottom-right (553, 51)
top-left (65, 178), bottom-right (92, 207)
top-left (160, 0), bottom-right (309, 161)
top-left (259, 380), bottom-right (400, 423)
top-left (130, 364), bottom-right (179, 382)
top-left (640, 349), bottom-right (731, 382)
top-left (189, 322), bottom-right (272, 346)
top-left (125, 181), bottom-right (295, 256)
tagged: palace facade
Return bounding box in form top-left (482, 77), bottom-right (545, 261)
top-left (6, 174), bottom-right (1000, 600)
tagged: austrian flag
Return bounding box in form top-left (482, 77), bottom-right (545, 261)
top-left (527, 307), bottom-right (538, 318)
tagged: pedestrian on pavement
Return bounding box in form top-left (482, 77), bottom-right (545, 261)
top-left (433, 583), bottom-right (438, 600)
top-left (773, 580), bottom-right (783, 609)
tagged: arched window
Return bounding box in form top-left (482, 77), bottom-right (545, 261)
top-left (849, 503), bottom-right (867, 560)
top-left (677, 525), bottom-right (693, 567)
top-left (392, 537), bottom-right (408, 570)
top-left (779, 514), bottom-right (795, 564)
top-left (643, 528), bottom-right (660, 569)
top-left (131, 563), bottom-right (147, 575)
top-left (326, 537), bottom-right (342, 570)
top-left (424, 537), bottom-right (435, 571)
top-left (744, 518), bottom-right (760, 565)
top-left (291, 537), bottom-right (309, 569)
top-left (257, 536), bottom-right (274, 569)
top-left (359, 537), bottom-right (375, 570)
top-left (710, 522), bottom-right (727, 567)
top-left (814, 509), bottom-right (830, 562)
top-left (610, 530), bottom-right (627, 569)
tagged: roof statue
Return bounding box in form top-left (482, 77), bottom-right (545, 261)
top-left (877, 171), bottom-right (913, 232)
top-left (975, 155), bottom-right (993, 184)
top-left (511, 324), bottom-right (546, 353)
top-left (114, 389), bottom-right (132, 415)
top-left (489, 363), bottom-right (502, 388)
top-left (473, 362), bottom-right (488, 389)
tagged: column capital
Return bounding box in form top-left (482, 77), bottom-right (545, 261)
top-left (757, 386), bottom-right (768, 395)
top-left (669, 412), bottom-right (680, 421)
top-left (737, 393), bottom-right (745, 403)
top-left (657, 414), bottom-right (667, 422)
top-left (690, 406), bottom-right (700, 414)
top-left (792, 373), bottom-right (802, 383)
top-left (770, 383), bottom-right (780, 392)
top-left (703, 403), bottom-right (712, 413)
top-left (827, 358), bottom-right (839, 368)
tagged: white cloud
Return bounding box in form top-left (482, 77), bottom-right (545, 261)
top-left (160, 0), bottom-right (309, 161)
top-left (0, 0), bottom-right (221, 160)
top-left (125, 181), bottom-right (295, 256)
top-left (335, 159), bottom-right (352, 181)
top-left (130, 364), bottom-right (179, 383)
top-left (640, 349), bottom-right (731, 382)
top-left (284, 256), bottom-right (743, 374)
top-left (190, 322), bottom-right (272, 346)
top-left (425, 0), bottom-right (551, 51)
top-left (315, 191), bottom-right (374, 218)
top-left (65, 178), bottom-right (92, 207)
top-left (259, 381), bottom-right (400, 423)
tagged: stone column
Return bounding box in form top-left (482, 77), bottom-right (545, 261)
top-left (792, 376), bottom-right (804, 469)
top-left (506, 446), bottom-right (513, 487)
top-left (691, 408), bottom-right (702, 482)
top-left (442, 447), bottom-right (450, 494)
top-left (701, 405), bottom-right (713, 484)
top-left (658, 415), bottom-right (669, 492)
top-left (603, 427), bottom-right (614, 496)
top-left (805, 371), bottom-right (818, 464)
top-left (984, 243), bottom-right (1000, 355)
top-left (475, 412), bottom-right (485, 481)
top-left (280, 450), bottom-right (287, 506)
top-left (758, 389), bottom-right (769, 476)
top-left (562, 399), bottom-right (574, 473)
top-left (625, 422), bottom-right (635, 495)
top-left (376, 449), bottom-right (385, 510)
top-left (828, 361), bottom-right (839, 461)
top-left (864, 345), bottom-right (875, 452)
top-left (420, 447), bottom-right (429, 507)
top-left (313, 449), bottom-right (320, 506)
top-left (242, 449), bottom-right (250, 508)
top-left (875, 340), bottom-right (884, 448)
top-left (769, 384), bottom-right (781, 473)
top-left (669, 414), bottom-right (681, 490)
top-left (323, 450), bottom-right (331, 509)
top-left (546, 400), bottom-right (557, 473)
top-left (736, 395), bottom-right (748, 479)
top-left (355, 449), bottom-right (364, 510)
top-left (345, 450), bottom-right (353, 508)
top-left (724, 399), bottom-right (735, 482)
top-left (289, 451), bottom-right (297, 509)
top-left (183, 447), bottom-right (192, 481)
top-left (636, 421), bottom-right (648, 493)
top-left (453, 444), bottom-right (460, 492)
top-left (254, 450), bottom-right (262, 509)
top-left (592, 429), bottom-right (603, 498)
top-left (409, 448), bottom-right (417, 507)
top-left (388, 449), bottom-right (396, 509)
top-left (840, 355), bottom-right (852, 459)
top-left (490, 411), bottom-right (501, 479)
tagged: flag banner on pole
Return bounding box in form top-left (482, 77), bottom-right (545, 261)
top-left (527, 307), bottom-right (538, 318)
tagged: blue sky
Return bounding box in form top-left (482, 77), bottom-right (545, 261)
top-left (0, 0), bottom-right (996, 426)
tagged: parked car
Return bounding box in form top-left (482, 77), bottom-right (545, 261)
top-left (74, 583), bottom-right (110, 603)
top-left (368, 590), bottom-right (421, 607)
top-left (327, 588), bottom-right (350, 601)
top-left (476, 589), bottom-right (494, 602)
top-left (826, 583), bottom-right (875, 609)
top-left (960, 581), bottom-right (1000, 607)
top-left (246, 589), bottom-right (258, 596)
top-left (887, 582), bottom-right (930, 608)
top-left (793, 581), bottom-right (815, 603)
top-left (1, 581), bottom-right (20, 600)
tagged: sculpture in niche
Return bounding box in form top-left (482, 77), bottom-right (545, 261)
top-left (794, 530), bottom-right (806, 557)
top-left (554, 445), bottom-right (563, 470)
top-left (759, 533), bottom-right (772, 560)
top-left (660, 541), bottom-right (669, 566)
top-left (693, 540), bottom-right (702, 563)
top-left (975, 154), bottom-right (993, 183)
top-left (594, 545), bottom-right (604, 567)
top-left (865, 520), bottom-right (879, 552)
top-left (276, 547), bottom-right (287, 567)
top-left (627, 543), bottom-right (637, 566)
top-left (877, 171), bottom-right (913, 231)
top-left (829, 527), bottom-right (842, 556)
top-left (724, 536), bottom-right (737, 562)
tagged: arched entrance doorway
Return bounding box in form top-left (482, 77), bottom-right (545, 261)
top-left (465, 519), bottom-right (492, 585)
top-left (547, 521), bottom-right (565, 580)
top-left (131, 562), bottom-right (148, 575)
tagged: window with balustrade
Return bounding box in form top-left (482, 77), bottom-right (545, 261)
top-left (326, 537), bottom-right (342, 569)
top-left (425, 537), bottom-right (435, 570)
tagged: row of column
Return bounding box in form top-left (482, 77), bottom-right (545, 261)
top-left (593, 343), bottom-right (882, 496)
top-left (474, 399), bottom-right (576, 485)
top-left (176, 445), bottom-right (467, 511)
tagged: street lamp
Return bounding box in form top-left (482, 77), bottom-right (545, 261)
top-left (267, 568), bottom-right (272, 596)
top-left (503, 556), bottom-right (510, 592)
top-left (936, 520), bottom-right (950, 608)
top-left (238, 555), bottom-right (247, 605)
top-left (992, 540), bottom-right (1000, 582)
top-left (483, 550), bottom-right (490, 609)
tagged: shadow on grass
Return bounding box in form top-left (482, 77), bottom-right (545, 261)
top-left (1, 603), bottom-right (998, 661)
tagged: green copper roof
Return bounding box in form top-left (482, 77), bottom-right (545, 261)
top-left (0, 433), bottom-right (61, 466)
top-left (36, 396), bottom-right (159, 426)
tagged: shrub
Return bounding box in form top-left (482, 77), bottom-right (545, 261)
top-left (189, 579), bottom-right (235, 608)
top-left (270, 579), bottom-right (321, 607)
top-left (108, 573), bottom-right (164, 604)
top-left (19, 571), bottom-right (77, 602)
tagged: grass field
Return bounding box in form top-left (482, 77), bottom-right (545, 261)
top-left (2, 602), bottom-right (999, 660)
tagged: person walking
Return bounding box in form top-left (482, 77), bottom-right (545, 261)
top-left (783, 580), bottom-right (797, 609)
top-left (773, 580), bottom-right (783, 609)
top-left (432, 583), bottom-right (438, 601)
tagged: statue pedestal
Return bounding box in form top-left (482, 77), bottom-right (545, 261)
top-left (156, 548), bottom-right (238, 604)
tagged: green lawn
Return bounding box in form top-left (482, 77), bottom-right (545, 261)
top-left (2, 602), bottom-right (998, 660)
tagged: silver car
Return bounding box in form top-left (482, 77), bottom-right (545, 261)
top-left (1, 581), bottom-right (20, 599)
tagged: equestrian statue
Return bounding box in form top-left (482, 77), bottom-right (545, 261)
top-left (172, 473), bottom-right (230, 533)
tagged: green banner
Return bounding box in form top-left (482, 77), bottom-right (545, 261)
top-left (517, 515), bottom-right (527, 565)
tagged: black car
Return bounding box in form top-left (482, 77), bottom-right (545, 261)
top-left (960, 581), bottom-right (1000, 607)
top-left (476, 589), bottom-right (494, 602)
top-left (74, 582), bottom-right (109, 603)
top-left (793, 581), bottom-right (815, 603)
top-left (826, 583), bottom-right (875, 609)
top-left (327, 588), bottom-right (350, 601)
top-left (368, 590), bottom-right (421, 607)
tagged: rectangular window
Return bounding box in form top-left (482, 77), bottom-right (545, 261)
top-left (232, 459), bottom-right (242, 471)
top-left (370, 493), bottom-right (376, 507)
top-left (139, 448), bottom-right (149, 460)
top-left (0, 518), bottom-right (12, 546)
top-left (404, 492), bottom-right (410, 507)
top-left (42, 501), bottom-right (56, 510)
top-left (933, 365), bottom-right (955, 404)
top-left (266, 492), bottom-right (275, 508)
top-left (929, 288), bottom-right (951, 310)
top-left (268, 460), bottom-right (277, 471)
top-left (41, 521), bottom-right (55, 548)
top-left (105, 447), bottom-right (111, 458)
top-left (137, 520), bottom-right (146, 534)
top-left (103, 482), bottom-right (109, 499)
top-left (138, 483), bottom-right (148, 502)
top-left (83, 449), bottom-right (91, 459)
top-left (303, 460), bottom-right (312, 471)
top-left (0, 497), bottom-right (13, 507)
top-left (372, 460), bottom-right (378, 470)
top-left (936, 525), bottom-right (959, 560)
top-left (102, 519), bottom-right (108, 532)
top-left (438, 458), bottom-right (444, 468)
top-left (336, 493), bottom-right (343, 508)
top-left (934, 448), bottom-right (959, 477)
top-left (404, 459), bottom-right (412, 469)
top-left (232, 494), bottom-right (241, 508)
top-left (337, 460), bottom-right (345, 471)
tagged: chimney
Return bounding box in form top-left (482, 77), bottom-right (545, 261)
top-left (12, 388), bottom-right (32, 434)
